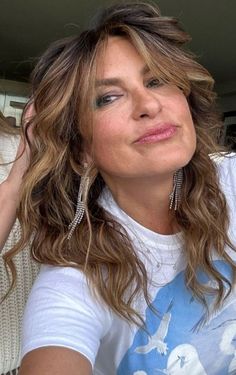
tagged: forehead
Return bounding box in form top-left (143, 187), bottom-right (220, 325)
top-left (95, 36), bottom-right (147, 79)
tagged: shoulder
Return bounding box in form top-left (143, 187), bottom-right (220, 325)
top-left (212, 152), bottom-right (236, 193)
top-left (216, 151), bottom-right (236, 164)
top-left (32, 265), bottom-right (97, 297)
top-left (213, 153), bottom-right (236, 245)
top-left (22, 265), bottom-right (113, 365)
top-left (212, 151), bottom-right (236, 172)
top-left (29, 265), bottom-right (108, 313)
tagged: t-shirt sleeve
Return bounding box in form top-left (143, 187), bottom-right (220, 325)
top-left (21, 265), bottom-right (113, 367)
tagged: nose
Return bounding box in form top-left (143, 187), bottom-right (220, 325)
top-left (132, 87), bottom-right (162, 120)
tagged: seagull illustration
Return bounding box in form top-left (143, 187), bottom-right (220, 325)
top-left (220, 323), bottom-right (236, 355)
top-left (133, 369), bottom-right (169, 375)
top-left (138, 345), bottom-right (207, 375)
top-left (228, 354), bottom-right (236, 374)
top-left (166, 344), bottom-right (207, 375)
top-left (219, 322), bottom-right (236, 374)
top-left (134, 345), bottom-right (206, 375)
top-left (135, 300), bottom-right (173, 356)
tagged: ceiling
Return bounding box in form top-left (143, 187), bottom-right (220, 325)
top-left (1, 0), bottom-right (236, 95)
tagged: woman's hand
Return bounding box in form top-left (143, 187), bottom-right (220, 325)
top-left (0, 102), bottom-right (34, 251)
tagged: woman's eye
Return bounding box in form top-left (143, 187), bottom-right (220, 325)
top-left (146, 78), bottom-right (163, 88)
top-left (95, 94), bottom-right (122, 108)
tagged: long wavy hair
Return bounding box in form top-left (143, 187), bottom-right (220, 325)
top-left (4, 1), bottom-right (236, 325)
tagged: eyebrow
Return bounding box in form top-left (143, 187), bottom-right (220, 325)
top-left (95, 65), bottom-right (151, 88)
top-left (95, 78), bottom-right (122, 88)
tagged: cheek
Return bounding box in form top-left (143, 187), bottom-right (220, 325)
top-left (186, 109), bottom-right (196, 140)
top-left (91, 117), bottom-right (122, 164)
top-left (184, 110), bottom-right (196, 147)
top-left (172, 95), bottom-right (197, 149)
top-left (93, 122), bottom-right (117, 146)
top-left (93, 111), bottom-right (125, 146)
top-left (176, 96), bottom-right (195, 131)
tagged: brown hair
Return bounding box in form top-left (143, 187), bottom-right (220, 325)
top-left (4, 1), bottom-right (235, 325)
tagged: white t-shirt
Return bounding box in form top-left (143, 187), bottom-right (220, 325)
top-left (21, 155), bottom-right (236, 375)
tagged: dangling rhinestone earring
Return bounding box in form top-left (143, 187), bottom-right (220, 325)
top-left (67, 171), bottom-right (90, 240)
top-left (169, 168), bottom-right (183, 210)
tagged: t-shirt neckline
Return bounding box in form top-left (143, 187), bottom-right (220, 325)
top-left (99, 187), bottom-right (183, 254)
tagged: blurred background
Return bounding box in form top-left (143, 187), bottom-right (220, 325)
top-left (0, 0), bottom-right (235, 148)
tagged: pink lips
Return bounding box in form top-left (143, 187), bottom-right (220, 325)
top-left (135, 124), bottom-right (177, 144)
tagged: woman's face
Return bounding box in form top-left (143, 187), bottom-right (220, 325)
top-left (90, 36), bottom-right (196, 186)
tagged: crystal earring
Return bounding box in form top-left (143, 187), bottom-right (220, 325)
top-left (169, 168), bottom-right (183, 210)
top-left (67, 172), bottom-right (90, 240)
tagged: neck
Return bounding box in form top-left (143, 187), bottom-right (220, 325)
top-left (103, 174), bottom-right (178, 235)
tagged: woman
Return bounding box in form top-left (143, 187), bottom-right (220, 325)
top-left (0, 111), bottom-right (39, 374)
top-left (3, 2), bottom-right (236, 374)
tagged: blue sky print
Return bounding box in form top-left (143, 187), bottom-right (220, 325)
top-left (117, 260), bottom-right (236, 375)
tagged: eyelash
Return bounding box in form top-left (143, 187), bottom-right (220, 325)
top-left (95, 78), bottom-right (164, 108)
top-left (146, 78), bottom-right (163, 88)
top-left (95, 94), bottom-right (122, 108)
